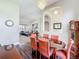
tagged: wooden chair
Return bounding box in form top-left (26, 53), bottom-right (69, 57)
top-left (51, 35), bottom-right (59, 43)
top-left (39, 39), bottom-right (53, 59)
top-left (0, 44), bottom-right (22, 59)
top-left (56, 39), bottom-right (74, 59)
top-left (30, 34), bottom-right (40, 59)
top-left (43, 34), bottom-right (49, 39)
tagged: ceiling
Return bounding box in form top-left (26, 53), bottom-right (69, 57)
top-left (1, 0), bottom-right (19, 4)
top-left (20, 0), bottom-right (41, 25)
top-left (20, 0), bottom-right (60, 25)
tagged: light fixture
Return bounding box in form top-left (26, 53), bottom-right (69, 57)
top-left (37, 0), bottom-right (47, 10)
top-left (54, 10), bottom-right (59, 15)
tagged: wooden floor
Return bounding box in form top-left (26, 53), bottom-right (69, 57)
top-left (17, 43), bottom-right (32, 59)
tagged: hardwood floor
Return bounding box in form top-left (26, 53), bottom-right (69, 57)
top-left (17, 43), bottom-right (32, 59)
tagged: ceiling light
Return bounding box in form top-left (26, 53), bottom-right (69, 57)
top-left (54, 10), bottom-right (59, 15)
top-left (37, 0), bottom-right (46, 10)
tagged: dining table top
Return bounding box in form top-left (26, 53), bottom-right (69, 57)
top-left (37, 38), bottom-right (66, 50)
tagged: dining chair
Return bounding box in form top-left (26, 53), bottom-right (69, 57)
top-left (43, 34), bottom-right (49, 39)
top-left (56, 39), bottom-right (74, 59)
top-left (51, 35), bottom-right (59, 43)
top-left (30, 34), bottom-right (40, 59)
top-left (0, 44), bottom-right (22, 59)
top-left (39, 39), bottom-right (53, 59)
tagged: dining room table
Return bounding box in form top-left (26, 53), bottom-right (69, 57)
top-left (50, 40), bottom-right (66, 59)
top-left (38, 37), bottom-right (66, 49)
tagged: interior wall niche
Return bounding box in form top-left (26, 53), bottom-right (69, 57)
top-left (45, 21), bottom-right (49, 31)
top-left (44, 14), bottom-right (51, 32)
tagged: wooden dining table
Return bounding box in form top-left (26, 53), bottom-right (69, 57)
top-left (38, 38), bottom-right (65, 49)
top-left (50, 41), bottom-right (65, 50)
top-left (50, 40), bottom-right (66, 59)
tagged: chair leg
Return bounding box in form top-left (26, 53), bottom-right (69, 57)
top-left (53, 48), bottom-right (56, 59)
top-left (37, 51), bottom-right (40, 59)
top-left (50, 54), bottom-right (53, 59)
top-left (40, 54), bottom-right (48, 59)
top-left (32, 49), bottom-right (37, 58)
top-left (40, 54), bottom-right (41, 59)
top-left (32, 49), bottom-right (41, 59)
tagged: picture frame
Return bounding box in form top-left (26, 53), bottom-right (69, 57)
top-left (32, 23), bottom-right (38, 30)
top-left (53, 23), bottom-right (62, 29)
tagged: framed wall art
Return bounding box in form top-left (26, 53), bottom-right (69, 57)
top-left (53, 23), bottom-right (62, 29)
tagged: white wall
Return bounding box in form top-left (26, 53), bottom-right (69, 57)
top-left (51, 0), bottom-right (79, 45)
top-left (40, 0), bottom-right (79, 47)
top-left (0, 0), bottom-right (19, 45)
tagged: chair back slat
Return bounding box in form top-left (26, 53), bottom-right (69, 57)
top-left (67, 39), bottom-right (74, 59)
top-left (51, 35), bottom-right (59, 43)
top-left (39, 39), bottom-right (50, 57)
top-left (30, 34), bottom-right (37, 50)
top-left (43, 34), bottom-right (49, 39)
